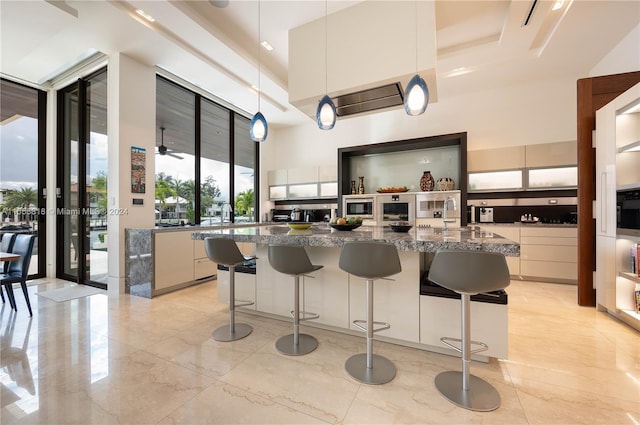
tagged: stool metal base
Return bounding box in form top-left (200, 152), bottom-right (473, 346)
top-left (275, 333), bottom-right (318, 356)
top-left (345, 353), bottom-right (396, 385)
top-left (435, 371), bottom-right (501, 412)
top-left (212, 323), bottom-right (253, 342)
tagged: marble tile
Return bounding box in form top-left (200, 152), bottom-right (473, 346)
top-left (1, 278), bottom-right (639, 425)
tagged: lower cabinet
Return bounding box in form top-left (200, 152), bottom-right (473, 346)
top-left (216, 268), bottom-right (256, 310)
top-left (419, 295), bottom-right (508, 359)
top-left (520, 227), bottom-right (577, 282)
top-left (154, 232), bottom-right (194, 291)
top-left (479, 225), bottom-right (520, 276)
top-left (194, 239), bottom-right (217, 280)
top-left (348, 250), bottom-right (420, 343)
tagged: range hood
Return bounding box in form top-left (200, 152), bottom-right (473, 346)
top-left (288, 1), bottom-right (438, 119)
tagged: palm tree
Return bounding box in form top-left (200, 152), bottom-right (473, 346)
top-left (170, 178), bottom-right (186, 221)
top-left (155, 180), bottom-right (174, 222)
top-left (234, 189), bottom-right (254, 217)
top-left (2, 187), bottom-right (37, 223)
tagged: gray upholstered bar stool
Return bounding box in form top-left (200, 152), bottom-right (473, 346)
top-left (205, 237), bottom-right (257, 342)
top-left (339, 241), bottom-right (401, 385)
top-left (428, 250), bottom-right (510, 412)
top-left (268, 244), bottom-right (323, 355)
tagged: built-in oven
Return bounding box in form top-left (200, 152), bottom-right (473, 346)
top-left (617, 189), bottom-right (640, 236)
top-left (377, 194), bottom-right (415, 225)
top-left (416, 191), bottom-right (461, 227)
top-left (343, 196), bottom-right (375, 223)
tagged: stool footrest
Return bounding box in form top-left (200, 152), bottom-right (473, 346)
top-left (289, 310), bottom-right (319, 321)
top-left (353, 319), bottom-right (390, 334)
top-left (234, 299), bottom-right (254, 308)
top-left (440, 336), bottom-right (488, 355)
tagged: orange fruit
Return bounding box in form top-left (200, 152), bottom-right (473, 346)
top-left (337, 217), bottom-right (347, 225)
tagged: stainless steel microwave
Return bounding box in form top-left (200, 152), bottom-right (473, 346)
top-left (377, 193), bottom-right (415, 224)
top-left (343, 196), bottom-right (375, 219)
top-left (617, 189), bottom-right (640, 235)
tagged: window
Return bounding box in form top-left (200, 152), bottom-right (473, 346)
top-left (156, 76), bottom-right (259, 225)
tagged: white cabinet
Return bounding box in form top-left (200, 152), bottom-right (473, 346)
top-left (268, 165), bottom-right (337, 200)
top-left (520, 227), bottom-right (577, 282)
top-left (217, 268), bottom-right (256, 311)
top-left (154, 232), bottom-right (195, 291)
top-left (194, 239), bottom-right (217, 280)
top-left (478, 226), bottom-right (520, 276)
top-left (525, 141), bottom-right (577, 168)
top-left (348, 250), bottom-right (420, 343)
top-left (468, 146), bottom-right (525, 172)
top-left (595, 82), bottom-right (640, 331)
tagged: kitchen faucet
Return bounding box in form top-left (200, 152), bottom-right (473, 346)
top-left (443, 196), bottom-right (457, 230)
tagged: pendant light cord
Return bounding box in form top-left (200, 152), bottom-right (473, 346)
top-left (415, 0), bottom-right (418, 72)
top-left (325, 0), bottom-right (328, 95)
top-left (258, 0), bottom-right (261, 111)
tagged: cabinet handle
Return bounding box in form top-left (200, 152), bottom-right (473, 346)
top-left (600, 172), bottom-right (606, 234)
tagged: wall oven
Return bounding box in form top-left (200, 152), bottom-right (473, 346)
top-left (377, 194), bottom-right (414, 225)
top-left (343, 196), bottom-right (375, 224)
top-left (617, 189), bottom-right (640, 236)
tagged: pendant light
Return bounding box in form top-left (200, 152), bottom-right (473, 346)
top-left (404, 0), bottom-right (429, 116)
top-left (316, 0), bottom-right (336, 130)
top-left (250, 0), bottom-right (268, 142)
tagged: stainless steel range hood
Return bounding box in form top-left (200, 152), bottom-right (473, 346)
top-left (333, 83), bottom-right (404, 117)
top-left (288, 1), bottom-right (437, 120)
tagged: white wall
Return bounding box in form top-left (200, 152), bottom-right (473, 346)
top-left (590, 24), bottom-right (640, 77)
top-left (107, 53), bottom-right (156, 295)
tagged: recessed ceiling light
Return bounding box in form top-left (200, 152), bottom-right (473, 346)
top-left (136, 9), bottom-right (155, 22)
top-left (260, 40), bottom-right (273, 51)
top-left (552, 0), bottom-right (564, 11)
top-left (249, 85), bottom-right (260, 93)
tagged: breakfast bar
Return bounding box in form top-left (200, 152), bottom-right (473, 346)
top-left (192, 224), bottom-right (519, 359)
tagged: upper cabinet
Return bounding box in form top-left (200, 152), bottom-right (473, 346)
top-left (468, 141), bottom-right (577, 192)
top-left (525, 141), bottom-right (577, 168)
top-left (468, 146), bottom-right (525, 172)
top-left (268, 165), bottom-right (338, 200)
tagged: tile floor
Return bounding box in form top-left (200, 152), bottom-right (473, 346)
top-left (0, 278), bottom-right (638, 424)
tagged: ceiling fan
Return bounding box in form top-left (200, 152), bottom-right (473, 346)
top-left (157, 127), bottom-right (183, 160)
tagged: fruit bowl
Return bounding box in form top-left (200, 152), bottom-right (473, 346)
top-left (288, 222), bottom-right (312, 230)
top-left (388, 222), bottom-right (413, 232)
top-left (329, 223), bottom-right (362, 231)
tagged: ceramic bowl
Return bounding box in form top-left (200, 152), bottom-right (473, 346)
top-left (389, 222), bottom-right (413, 232)
top-left (288, 222), bottom-right (312, 230)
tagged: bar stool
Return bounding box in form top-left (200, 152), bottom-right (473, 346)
top-left (204, 237), bottom-right (256, 342)
top-left (428, 250), bottom-right (510, 412)
top-left (339, 241), bottom-right (401, 384)
top-left (268, 245), bottom-right (323, 356)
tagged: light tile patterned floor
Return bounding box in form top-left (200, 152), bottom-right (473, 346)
top-left (0, 278), bottom-right (638, 424)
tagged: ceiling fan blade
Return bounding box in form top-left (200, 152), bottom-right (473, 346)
top-left (167, 152), bottom-right (183, 160)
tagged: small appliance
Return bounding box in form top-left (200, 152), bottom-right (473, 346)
top-left (617, 189), bottom-right (640, 235)
top-left (377, 193), bottom-right (415, 225)
top-left (343, 196), bottom-right (375, 221)
top-left (479, 207), bottom-right (494, 223)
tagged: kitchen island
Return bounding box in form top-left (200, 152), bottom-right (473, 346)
top-left (192, 224), bottom-right (518, 359)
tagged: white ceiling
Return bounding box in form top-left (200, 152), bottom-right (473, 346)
top-left (1, 0), bottom-right (639, 130)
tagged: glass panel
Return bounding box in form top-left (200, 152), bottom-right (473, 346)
top-left (269, 186), bottom-right (287, 199)
top-left (86, 71), bottom-right (108, 284)
top-left (60, 86), bottom-right (80, 278)
top-left (528, 167), bottom-right (577, 189)
top-left (155, 78), bottom-right (195, 226)
top-left (234, 115), bottom-right (256, 222)
top-left (200, 98), bottom-right (230, 224)
top-left (469, 170), bottom-right (523, 191)
top-left (320, 182), bottom-right (338, 197)
top-left (288, 183), bottom-right (318, 199)
top-left (0, 79), bottom-right (42, 276)
top-left (349, 145), bottom-right (459, 192)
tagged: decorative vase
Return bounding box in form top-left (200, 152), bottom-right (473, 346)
top-left (436, 177), bottom-right (455, 191)
top-left (350, 180), bottom-right (357, 194)
top-left (420, 171), bottom-right (435, 191)
top-left (358, 176), bottom-right (365, 194)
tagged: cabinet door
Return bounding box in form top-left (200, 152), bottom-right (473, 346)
top-left (525, 141), bottom-right (577, 167)
top-left (595, 103), bottom-right (617, 237)
top-left (348, 250), bottom-right (420, 343)
top-left (217, 269), bottom-right (256, 311)
top-left (268, 169), bottom-right (287, 185)
top-left (479, 226), bottom-right (520, 275)
top-left (318, 165), bottom-right (337, 182)
top-left (154, 232), bottom-right (194, 290)
top-left (287, 167), bottom-right (318, 184)
top-left (467, 146), bottom-right (525, 172)
top-left (595, 235), bottom-right (616, 312)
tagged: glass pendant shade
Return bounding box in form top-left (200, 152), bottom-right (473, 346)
top-left (250, 111), bottom-right (268, 142)
top-left (316, 95), bottom-right (337, 130)
top-left (404, 74), bottom-right (429, 116)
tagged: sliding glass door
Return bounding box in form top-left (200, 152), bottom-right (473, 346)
top-left (57, 68), bottom-right (108, 288)
top-left (0, 78), bottom-right (47, 278)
